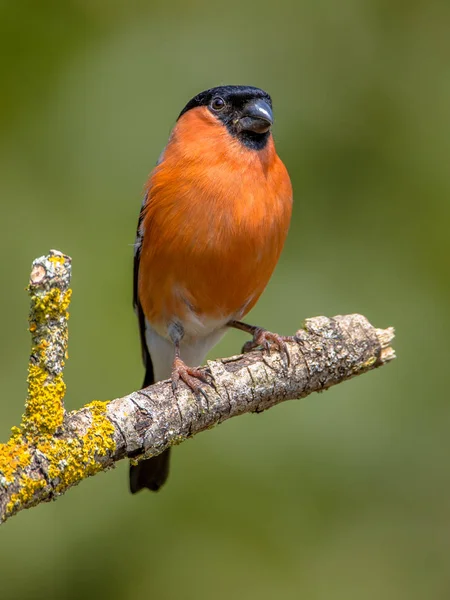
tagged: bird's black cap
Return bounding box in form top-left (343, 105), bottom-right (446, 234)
top-left (178, 85), bottom-right (273, 150)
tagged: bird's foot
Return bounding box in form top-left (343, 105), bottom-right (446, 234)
top-left (171, 357), bottom-right (211, 399)
top-left (242, 327), bottom-right (295, 357)
top-left (228, 320), bottom-right (295, 363)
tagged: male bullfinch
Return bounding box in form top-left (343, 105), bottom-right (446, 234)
top-left (130, 85), bottom-right (293, 493)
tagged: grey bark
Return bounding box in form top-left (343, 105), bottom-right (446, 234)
top-left (0, 251), bottom-right (395, 524)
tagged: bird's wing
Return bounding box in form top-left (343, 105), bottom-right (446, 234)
top-left (133, 145), bottom-right (168, 387)
top-left (133, 193), bottom-right (154, 386)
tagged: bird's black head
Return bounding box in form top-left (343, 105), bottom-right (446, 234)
top-left (178, 85), bottom-right (273, 151)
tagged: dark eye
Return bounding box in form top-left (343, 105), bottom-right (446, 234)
top-left (211, 97), bottom-right (225, 111)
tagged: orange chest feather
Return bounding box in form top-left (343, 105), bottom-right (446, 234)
top-left (139, 108), bottom-right (293, 334)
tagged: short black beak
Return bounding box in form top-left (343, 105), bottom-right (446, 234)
top-left (238, 99), bottom-right (273, 134)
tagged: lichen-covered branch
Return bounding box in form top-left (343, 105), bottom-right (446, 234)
top-left (0, 251), bottom-right (395, 525)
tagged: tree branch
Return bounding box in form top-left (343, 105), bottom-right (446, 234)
top-left (0, 251), bottom-right (395, 525)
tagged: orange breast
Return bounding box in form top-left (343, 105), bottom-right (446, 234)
top-left (138, 106), bottom-right (292, 338)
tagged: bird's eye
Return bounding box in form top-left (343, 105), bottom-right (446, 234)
top-left (211, 97), bottom-right (225, 111)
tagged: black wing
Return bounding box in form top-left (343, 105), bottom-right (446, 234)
top-left (134, 147), bottom-right (168, 387)
top-left (134, 194), bottom-right (154, 387)
top-left (130, 148), bottom-right (173, 492)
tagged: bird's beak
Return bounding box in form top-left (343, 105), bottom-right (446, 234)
top-left (238, 99), bottom-right (273, 134)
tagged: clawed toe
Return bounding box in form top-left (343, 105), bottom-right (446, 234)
top-left (242, 328), bottom-right (294, 366)
top-left (171, 357), bottom-right (211, 395)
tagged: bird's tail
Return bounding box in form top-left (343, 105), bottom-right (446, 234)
top-left (129, 366), bottom-right (171, 493)
top-left (129, 448), bottom-right (171, 493)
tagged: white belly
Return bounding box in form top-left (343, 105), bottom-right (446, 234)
top-left (145, 320), bottom-right (227, 381)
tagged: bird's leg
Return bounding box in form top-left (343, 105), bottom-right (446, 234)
top-left (169, 323), bottom-right (210, 395)
top-left (227, 320), bottom-right (296, 363)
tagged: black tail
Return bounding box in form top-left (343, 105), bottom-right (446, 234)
top-left (129, 366), bottom-right (171, 493)
top-left (129, 448), bottom-right (171, 493)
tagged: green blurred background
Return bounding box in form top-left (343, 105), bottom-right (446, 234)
top-left (1, 0), bottom-right (449, 598)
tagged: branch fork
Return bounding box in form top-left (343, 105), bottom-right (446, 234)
top-left (0, 251), bottom-right (395, 525)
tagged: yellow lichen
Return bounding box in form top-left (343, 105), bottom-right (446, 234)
top-left (22, 365), bottom-right (65, 435)
top-left (30, 288), bottom-right (72, 323)
top-left (36, 400), bottom-right (115, 493)
top-left (6, 476), bottom-right (46, 514)
top-left (169, 434), bottom-right (186, 446)
top-left (0, 436), bottom-right (31, 485)
top-left (1, 276), bottom-right (117, 521)
top-left (60, 289), bottom-right (72, 313)
top-left (48, 255), bottom-right (65, 265)
top-left (1, 400), bottom-right (116, 518)
top-left (354, 356), bottom-right (377, 372)
top-left (21, 286), bottom-right (72, 436)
